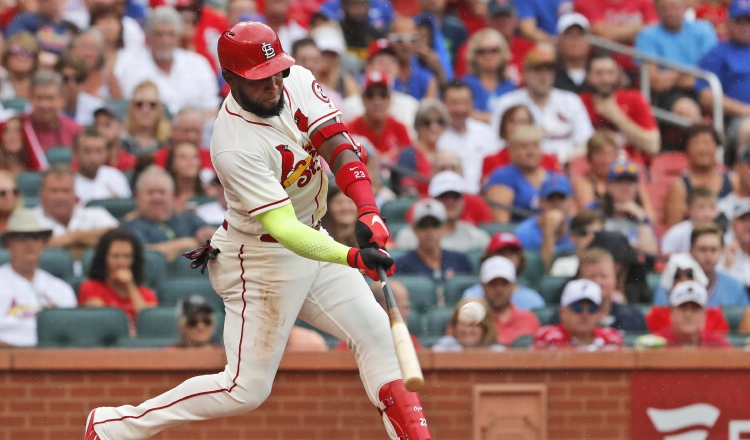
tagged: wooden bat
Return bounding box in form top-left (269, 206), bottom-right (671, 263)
top-left (378, 267), bottom-right (424, 392)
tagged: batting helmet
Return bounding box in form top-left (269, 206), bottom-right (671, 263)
top-left (218, 21), bottom-right (296, 80)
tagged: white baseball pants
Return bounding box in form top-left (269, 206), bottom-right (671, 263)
top-left (91, 227), bottom-right (402, 440)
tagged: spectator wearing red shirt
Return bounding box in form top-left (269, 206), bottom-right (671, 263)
top-left (579, 53), bottom-right (660, 163)
top-left (696, 0), bottom-right (730, 40)
top-left (653, 280), bottom-right (732, 348)
top-left (78, 229), bottom-right (158, 334)
top-left (574, 0), bottom-right (658, 72)
top-left (533, 278), bottom-right (623, 350)
top-left (173, 0), bottom-right (228, 74)
top-left (349, 70), bottom-right (413, 161)
top-left (25, 70), bottom-right (82, 152)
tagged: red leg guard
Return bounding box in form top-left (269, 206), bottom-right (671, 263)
top-left (377, 380), bottom-right (432, 440)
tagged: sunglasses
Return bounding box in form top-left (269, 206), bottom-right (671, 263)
top-left (476, 47), bottom-right (501, 56)
top-left (186, 316), bottom-right (213, 328)
top-left (364, 90), bottom-right (389, 99)
top-left (569, 301), bottom-right (600, 314)
top-left (419, 118), bottom-right (446, 128)
top-left (415, 218), bottom-right (443, 229)
top-left (62, 74), bottom-right (85, 84)
top-left (0, 188), bottom-right (19, 197)
top-left (134, 101), bottom-right (159, 110)
top-left (389, 33), bottom-right (419, 44)
top-left (8, 44), bottom-right (35, 58)
top-left (437, 192), bottom-right (462, 201)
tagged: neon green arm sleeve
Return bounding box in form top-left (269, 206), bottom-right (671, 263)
top-left (255, 203), bottom-right (351, 266)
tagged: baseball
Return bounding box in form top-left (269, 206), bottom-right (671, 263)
top-left (457, 301), bottom-right (486, 326)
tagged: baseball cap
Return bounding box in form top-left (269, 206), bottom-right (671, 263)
top-left (524, 44), bottom-right (556, 69)
top-left (428, 171), bottom-right (465, 198)
top-left (557, 13), bottom-right (590, 34)
top-left (488, 0), bottom-right (515, 16)
top-left (669, 280), bottom-right (707, 307)
top-left (539, 174), bottom-right (572, 199)
top-left (607, 159), bottom-right (640, 181)
top-left (368, 38), bottom-right (396, 59)
top-left (480, 256), bottom-right (517, 284)
top-left (730, 0), bottom-right (750, 19)
top-left (178, 295), bottom-right (214, 317)
top-left (311, 25), bottom-right (347, 56)
top-left (734, 199), bottom-right (750, 219)
top-left (560, 279), bottom-right (602, 307)
top-left (486, 232), bottom-right (522, 254)
top-left (412, 198), bottom-right (448, 224)
top-left (93, 104), bottom-right (124, 122)
top-left (364, 70), bottom-right (390, 91)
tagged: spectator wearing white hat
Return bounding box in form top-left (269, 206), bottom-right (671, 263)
top-left (478, 256), bottom-right (540, 345)
top-left (394, 171), bottom-right (490, 253)
top-left (0, 209), bottom-right (77, 347)
top-left (652, 281), bottom-right (731, 348)
top-left (533, 279), bottom-right (623, 350)
top-left (554, 13), bottom-right (591, 94)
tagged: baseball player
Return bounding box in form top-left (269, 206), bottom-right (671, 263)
top-left (84, 21), bottom-right (432, 440)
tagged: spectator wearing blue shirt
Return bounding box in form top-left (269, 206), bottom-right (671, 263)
top-left (635, 0), bottom-right (716, 122)
top-left (461, 28), bottom-right (516, 121)
top-left (122, 166), bottom-right (215, 262)
top-left (654, 223), bottom-right (749, 306)
top-left (320, 0), bottom-right (394, 32)
top-left (515, 174), bottom-right (575, 270)
top-left (518, 0), bottom-right (574, 43)
top-left (388, 15), bottom-right (439, 101)
top-left (393, 198), bottom-right (474, 283)
top-left (6, 0), bottom-right (79, 55)
top-left (415, 0), bottom-right (469, 67)
top-left (695, 0), bottom-right (750, 117)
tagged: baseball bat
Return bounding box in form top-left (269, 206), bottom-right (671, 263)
top-left (378, 266), bottom-right (425, 392)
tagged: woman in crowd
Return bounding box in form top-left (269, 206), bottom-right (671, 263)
top-left (461, 28), bottom-right (515, 122)
top-left (321, 186), bottom-right (358, 248)
top-left (484, 124), bottom-right (557, 223)
top-left (70, 28), bottom-right (123, 100)
top-left (481, 105), bottom-right (561, 183)
top-left (0, 116), bottom-right (42, 175)
top-left (78, 228), bottom-right (158, 335)
top-left (590, 159), bottom-right (659, 255)
top-left (664, 125), bottom-right (733, 227)
top-left (165, 141), bottom-right (205, 213)
top-left (432, 298), bottom-right (503, 351)
top-left (0, 32), bottom-right (39, 101)
top-left (0, 171), bottom-right (20, 231)
top-left (395, 99), bottom-right (449, 197)
top-left (121, 80), bottom-right (170, 155)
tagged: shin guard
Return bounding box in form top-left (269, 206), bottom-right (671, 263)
top-left (377, 380), bottom-right (432, 440)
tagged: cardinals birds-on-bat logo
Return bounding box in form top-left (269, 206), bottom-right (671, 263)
top-left (294, 109), bottom-right (309, 132)
top-left (275, 144), bottom-right (313, 188)
top-left (275, 144), bottom-right (296, 184)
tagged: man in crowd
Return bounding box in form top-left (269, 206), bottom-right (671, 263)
top-left (492, 45), bottom-right (593, 163)
top-left (395, 171), bottom-right (490, 252)
top-left (415, 0), bottom-right (468, 65)
top-left (550, 209), bottom-right (605, 277)
top-left (437, 80), bottom-right (497, 194)
top-left (655, 224), bottom-right (748, 307)
top-left (73, 127), bottom-right (132, 205)
top-left (153, 107), bottom-right (214, 173)
top-left (174, 295), bottom-right (218, 348)
top-left (479, 256), bottom-right (540, 345)
top-left (33, 165), bottom-right (119, 258)
top-left (122, 165), bottom-right (214, 262)
top-left (389, 15), bottom-right (439, 100)
top-left (719, 149), bottom-right (750, 222)
top-left (56, 52), bottom-right (103, 126)
top-left (533, 278), bottom-right (623, 349)
top-left (651, 280), bottom-right (731, 347)
top-left (114, 6), bottom-right (219, 118)
top-left (579, 52), bottom-right (660, 160)
top-left (661, 186), bottom-right (719, 254)
top-left (554, 13), bottom-right (591, 94)
top-left (0, 209), bottom-right (76, 347)
top-left (721, 199), bottom-right (750, 287)
top-left (25, 70), bottom-right (82, 151)
top-left (92, 106), bottom-right (137, 172)
top-left (340, 0), bottom-right (385, 60)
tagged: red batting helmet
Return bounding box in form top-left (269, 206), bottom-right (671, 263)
top-left (217, 21), bottom-right (296, 80)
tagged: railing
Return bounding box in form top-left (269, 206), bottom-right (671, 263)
top-left (588, 35), bottom-right (724, 136)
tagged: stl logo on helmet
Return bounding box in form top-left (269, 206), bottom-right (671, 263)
top-left (261, 42), bottom-right (275, 60)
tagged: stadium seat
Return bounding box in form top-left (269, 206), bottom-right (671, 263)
top-left (45, 147), bottom-right (72, 165)
top-left (2, 97), bottom-right (28, 111)
top-left (380, 198), bottom-right (418, 223)
top-left (537, 276), bottom-right (569, 304)
top-left (422, 307), bottom-right (453, 337)
top-left (116, 337), bottom-right (175, 348)
top-left (646, 151), bottom-right (688, 229)
top-left (39, 248), bottom-right (74, 279)
top-left (623, 332), bottom-right (649, 348)
top-left (520, 251), bottom-right (545, 289)
top-left (167, 248), bottom-right (208, 278)
top-left (188, 195), bottom-right (218, 206)
top-left (478, 222), bottom-right (516, 236)
top-left (406, 310), bottom-right (423, 336)
top-left (86, 198), bottom-right (136, 220)
top-left (22, 196), bottom-right (39, 207)
top-left (387, 248), bottom-right (409, 261)
top-left (646, 272), bottom-right (661, 297)
top-left (16, 172), bottom-right (41, 198)
top-left (65, 276), bottom-right (86, 295)
top-left (467, 249), bottom-right (483, 273)
top-left (37, 308), bottom-right (129, 347)
top-left (392, 275), bottom-right (436, 313)
top-left (418, 335), bottom-right (443, 348)
top-left (81, 249), bottom-right (167, 289)
top-left (157, 277), bottom-right (224, 312)
top-left (0, 248), bottom-right (8, 265)
top-left (532, 307), bottom-right (556, 326)
top-left (727, 333), bottom-right (748, 348)
top-left (724, 306), bottom-right (747, 333)
top-left (387, 221), bottom-right (409, 238)
top-left (136, 307), bottom-right (180, 339)
top-left (511, 334), bottom-right (533, 348)
top-left (444, 274), bottom-right (477, 306)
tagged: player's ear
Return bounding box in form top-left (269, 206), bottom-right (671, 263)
top-left (221, 69), bottom-right (236, 87)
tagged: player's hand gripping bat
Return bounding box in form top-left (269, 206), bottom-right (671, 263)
top-left (377, 266), bottom-right (424, 392)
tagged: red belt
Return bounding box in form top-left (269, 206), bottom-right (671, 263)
top-left (222, 220), bottom-right (320, 243)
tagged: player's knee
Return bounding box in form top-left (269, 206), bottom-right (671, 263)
top-left (227, 378), bottom-right (273, 414)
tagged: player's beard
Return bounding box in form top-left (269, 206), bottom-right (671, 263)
top-left (236, 89), bottom-right (286, 119)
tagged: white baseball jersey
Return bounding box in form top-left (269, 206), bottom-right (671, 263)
top-left (211, 66), bottom-right (341, 236)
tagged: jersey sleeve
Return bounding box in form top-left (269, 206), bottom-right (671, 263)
top-left (290, 66), bottom-right (342, 135)
top-left (213, 149), bottom-right (291, 216)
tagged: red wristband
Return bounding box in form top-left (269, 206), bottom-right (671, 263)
top-left (334, 161), bottom-right (378, 214)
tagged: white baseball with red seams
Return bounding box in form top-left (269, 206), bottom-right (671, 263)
top-left (457, 301), bottom-right (486, 326)
top-left (86, 65), bottom-right (427, 440)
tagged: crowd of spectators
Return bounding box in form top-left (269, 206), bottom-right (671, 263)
top-left (3, 0), bottom-right (750, 352)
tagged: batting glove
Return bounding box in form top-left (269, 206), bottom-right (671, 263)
top-left (347, 247), bottom-right (395, 281)
top-left (355, 207), bottom-right (391, 250)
